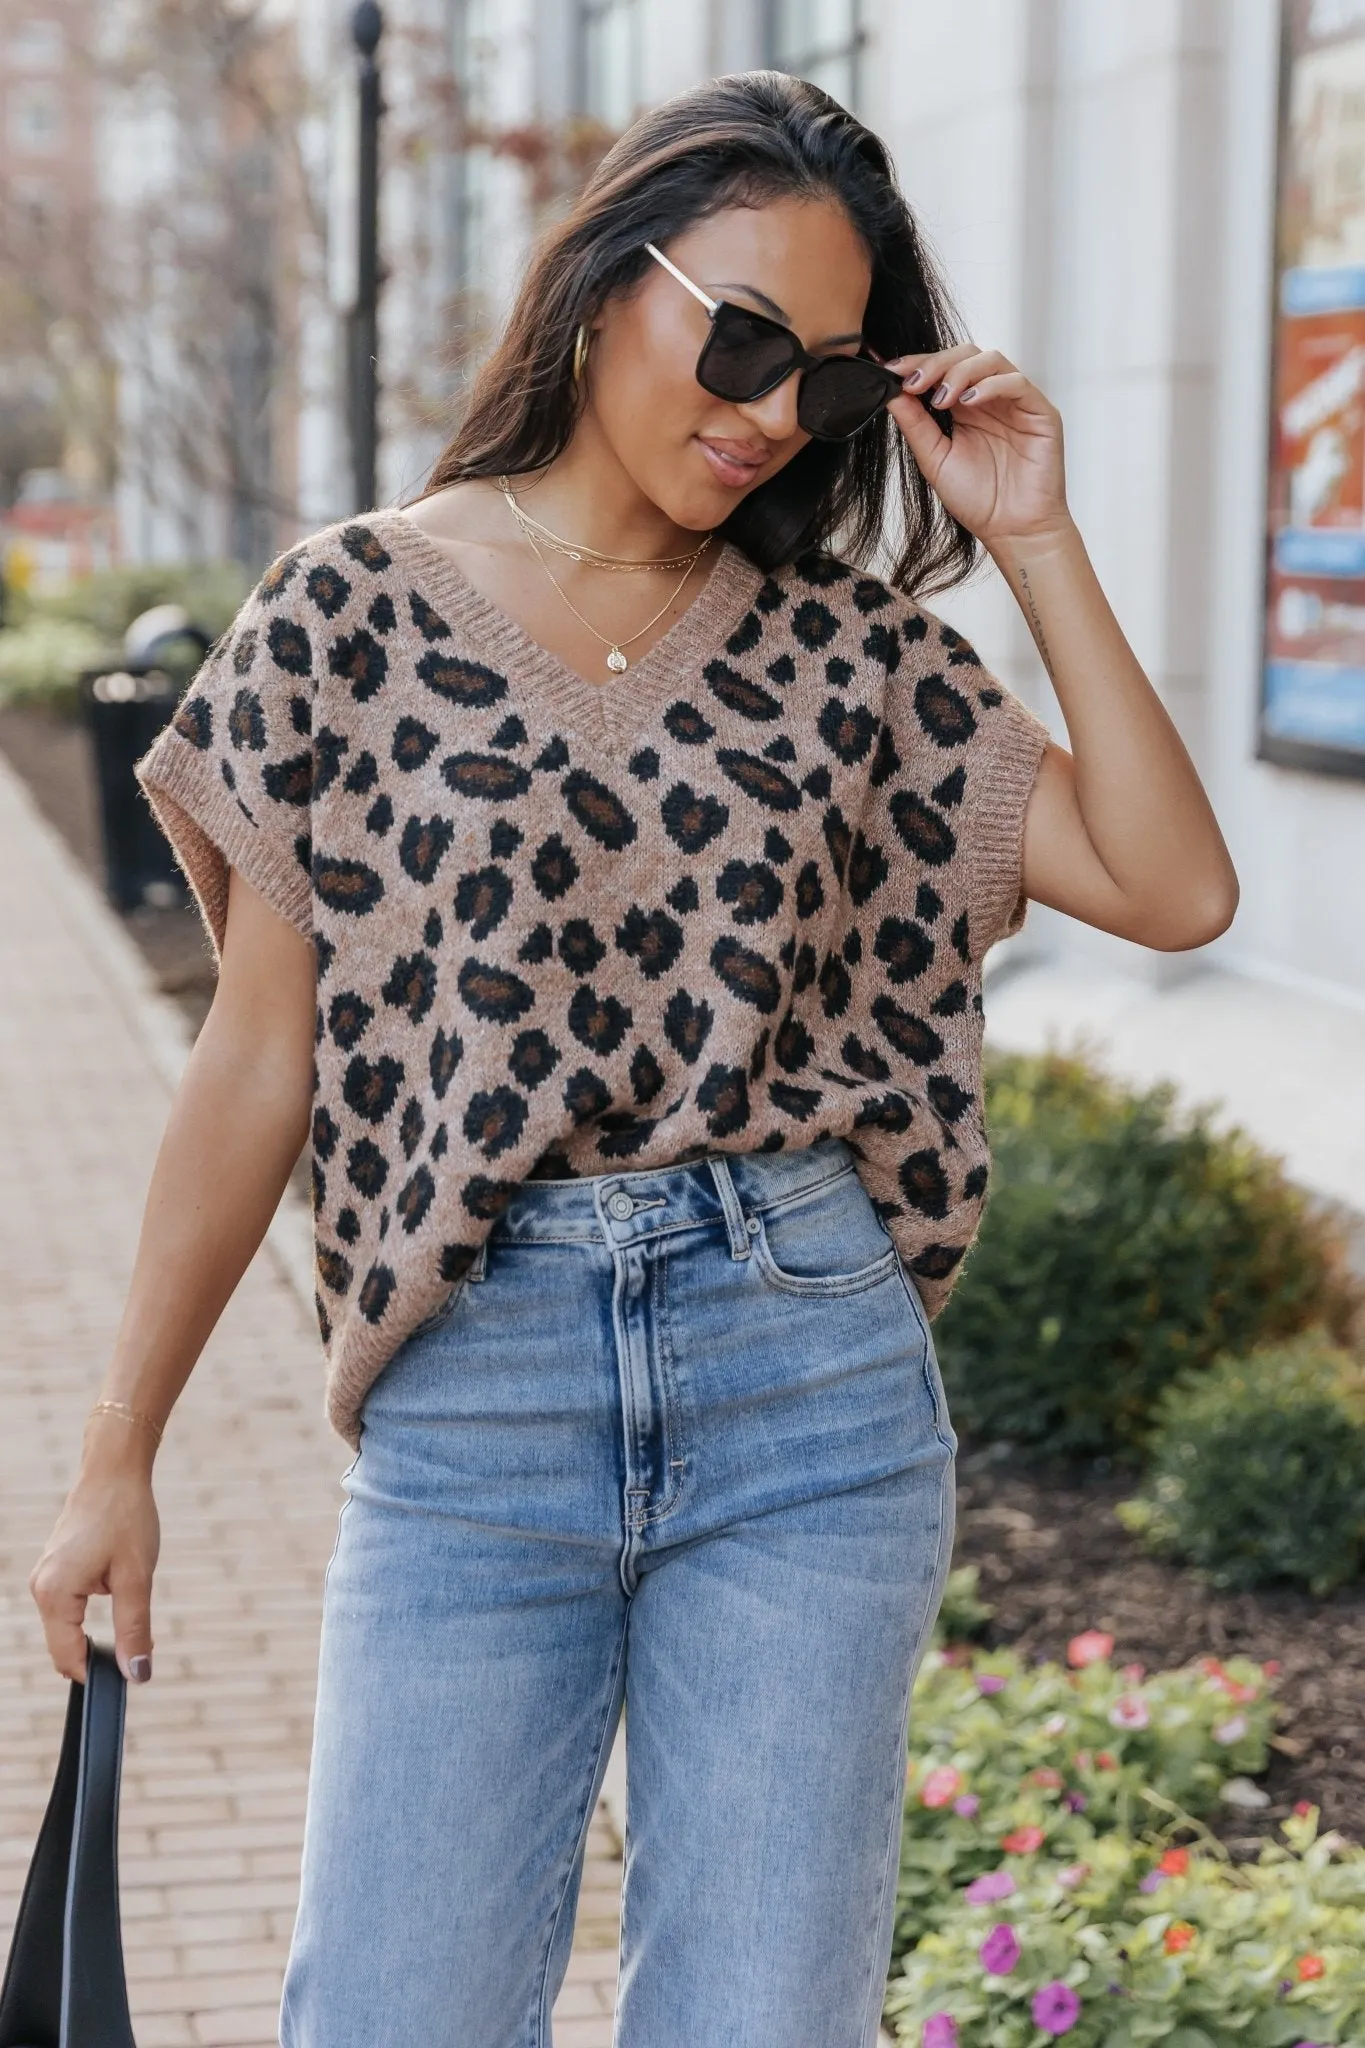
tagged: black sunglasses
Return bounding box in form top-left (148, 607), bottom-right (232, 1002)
top-left (645, 242), bottom-right (904, 442)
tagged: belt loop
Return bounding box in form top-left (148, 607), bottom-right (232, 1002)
top-left (470, 1238), bottom-right (489, 1281)
top-left (707, 1153), bottom-right (752, 1259)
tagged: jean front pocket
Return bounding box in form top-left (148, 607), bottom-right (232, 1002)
top-left (750, 1166), bottom-right (900, 1298)
top-left (406, 1277), bottom-right (467, 1341)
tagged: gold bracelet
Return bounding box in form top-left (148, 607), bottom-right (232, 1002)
top-left (87, 1399), bottom-right (165, 1446)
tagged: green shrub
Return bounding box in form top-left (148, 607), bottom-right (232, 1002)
top-left (931, 1564), bottom-right (995, 1647)
top-left (12, 560), bottom-right (249, 642)
top-left (1117, 1337), bottom-right (1365, 1596)
top-left (935, 1050), bottom-right (1359, 1458)
top-left (884, 1806), bottom-right (1365, 2046)
top-left (0, 617), bottom-right (114, 712)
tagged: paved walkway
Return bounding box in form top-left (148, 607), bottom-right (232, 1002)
top-left (0, 754), bottom-right (624, 2047)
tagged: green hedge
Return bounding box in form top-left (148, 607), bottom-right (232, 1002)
top-left (934, 1051), bottom-right (1359, 1460)
top-left (0, 561), bottom-right (249, 712)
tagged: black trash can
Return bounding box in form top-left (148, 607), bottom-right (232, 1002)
top-left (81, 608), bottom-right (212, 913)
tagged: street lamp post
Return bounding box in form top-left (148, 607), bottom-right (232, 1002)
top-left (349, 1), bottom-right (383, 512)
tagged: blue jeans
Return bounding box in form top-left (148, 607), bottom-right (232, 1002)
top-left (279, 1135), bottom-right (957, 2048)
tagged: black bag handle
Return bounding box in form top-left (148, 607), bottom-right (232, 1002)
top-left (0, 1639), bottom-right (137, 2047)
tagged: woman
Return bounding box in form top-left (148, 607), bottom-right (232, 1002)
top-left (29, 69), bottom-right (1236, 2048)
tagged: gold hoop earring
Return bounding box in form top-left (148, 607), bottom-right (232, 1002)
top-left (572, 323), bottom-right (591, 384)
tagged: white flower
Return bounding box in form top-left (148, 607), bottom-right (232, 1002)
top-left (1220, 1775), bottom-right (1270, 1810)
top-left (1214, 1714), bottom-right (1248, 1744)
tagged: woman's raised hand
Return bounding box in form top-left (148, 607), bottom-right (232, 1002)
top-left (884, 343), bottom-right (1070, 552)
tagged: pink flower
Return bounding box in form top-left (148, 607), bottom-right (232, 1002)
top-left (953, 1793), bottom-right (980, 1819)
top-left (1043, 1712), bottom-right (1070, 1736)
top-left (964, 1869), bottom-right (1017, 1903)
top-left (1063, 1790), bottom-right (1087, 1813)
top-left (1056, 1861), bottom-right (1090, 1889)
top-left (920, 1766), bottom-right (963, 1808)
top-left (1108, 1693), bottom-right (1150, 1731)
top-left (976, 1672), bottom-right (1006, 1695)
top-left (1214, 1714), bottom-right (1248, 1744)
top-left (1032, 1982), bottom-right (1082, 2035)
top-left (1120, 1662), bottom-right (1146, 1682)
top-left (1067, 1629), bottom-right (1114, 1667)
top-left (1001, 1825), bottom-right (1045, 1853)
top-left (1029, 1767), bottom-right (1063, 1789)
top-left (922, 2016), bottom-right (959, 2048)
top-left (979, 1922), bottom-right (1022, 1974)
top-left (1139, 1869), bottom-right (1166, 1892)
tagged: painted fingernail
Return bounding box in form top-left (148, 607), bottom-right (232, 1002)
top-left (902, 368), bottom-right (924, 389)
top-left (961, 386), bottom-right (978, 403)
top-left (931, 383), bottom-right (952, 406)
top-left (129, 1656), bottom-right (152, 1683)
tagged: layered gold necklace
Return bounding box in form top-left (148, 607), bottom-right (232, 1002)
top-left (499, 474), bottom-right (713, 675)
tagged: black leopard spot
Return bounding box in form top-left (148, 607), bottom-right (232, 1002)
top-left (391, 717), bottom-right (439, 771)
top-left (774, 1012), bottom-right (814, 1072)
top-left (963, 1163), bottom-right (988, 1201)
top-left (329, 990), bottom-right (374, 1049)
top-left (421, 653), bottom-right (508, 709)
top-left (409, 591), bottom-right (451, 641)
top-left (346, 1138), bottom-right (389, 1198)
top-left (569, 984), bottom-right (632, 1055)
top-left (915, 673), bottom-right (977, 748)
top-left (766, 654), bottom-right (796, 688)
top-left (842, 1034), bottom-right (891, 1080)
top-left (615, 904), bottom-right (686, 978)
top-left (716, 749), bottom-right (803, 813)
top-left (429, 1026), bottom-right (463, 1098)
top-left (399, 1097), bottom-right (425, 1160)
top-left (311, 1165), bottom-right (326, 1220)
top-left (313, 854), bottom-right (385, 914)
top-left (344, 1055), bottom-right (404, 1124)
top-left (772, 868), bottom-right (818, 940)
top-left (518, 922), bottom-right (553, 964)
top-left (818, 696), bottom-right (878, 764)
top-left (490, 714), bottom-right (527, 749)
top-left (630, 1043), bottom-right (665, 1103)
top-left (368, 591), bottom-right (396, 633)
top-left (489, 819), bottom-right (523, 857)
top-left (755, 575), bottom-right (787, 613)
top-left (563, 1068), bottom-right (611, 1124)
top-left (716, 861), bottom-right (783, 925)
top-left (769, 1080), bottom-right (822, 1121)
top-left (899, 1149), bottom-right (950, 1219)
top-left (842, 927), bottom-right (862, 965)
top-left (559, 918), bottom-right (607, 972)
top-left (663, 700), bottom-right (716, 745)
top-left (329, 629), bottom-right (388, 701)
top-left (940, 623), bottom-right (979, 662)
top-left (793, 939), bottom-right (817, 992)
top-left (458, 957), bottom-right (536, 1024)
top-left (398, 815), bottom-right (455, 885)
top-left (455, 865), bottom-right (513, 939)
top-left (423, 909), bottom-right (443, 946)
top-left (228, 688), bottom-right (266, 750)
top-left (748, 1027), bottom-right (771, 1080)
top-left (819, 952), bottom-right (852, 1018)
top-left (763, 827), bottom-right (792, 864)
top-left (231, 629), bottom-right (258, 676)
top-left (826, 657), bottom-right (855, 689)
top-left (340, 524), bottom-right (393, 572)
top-left (704, 660), bottom-right (782, 721)
top-left (596, 1114), bottom-right (660, 1158)
top-left (293, 830), bottom-right (310, 872)
top-left (868, 726), bottom-right (899, 789)
top-left (951, 910), bottom-right (971, 962)
top-left (255, 749), bottom-right (311, 807)
top-left (667, 874), bottom-right (700, 913)
top-left (931, 980), bottom-right (968, 1017)
top-left (267, 616), bottom-right (312, 676)
top-left (802, 763), bottom-right (832, 800)
top-left (823, 805), bottom-right (852, 882)
top-left (343, 750), bottom-right (379, 795)
top-left (726, 610), bottom-right (762, 655)
top-left (562, 768), bottom-right (637, 850)
top-left (663, 988), bottom-right (714, 1064)
top-left (221, 760), bottom-right (237, 792)
top-left (367, 795), bottom-right (394, 835)
top-left (790, 599), bottom-right (839, 650)
top-left (661, 782), bottom-right (729, 852)
top-left (874, 916), bottom-right (935, 983)
top-left (307, 564), bottom-right (352, 617)
top-left (357, 1262), bottom-right (397, 1322)
top-left (336, 1207), bottom-right (361, 1245)
top-left (629, 746), bottom-right (660, 779)
top-left (978, 686), bottom-right (1002, 706)
top-left (534, 734), bottom-right (571, 771)
top-left (444, 753), bottom-right (532, 803)
top-left (762, 734), bottom-right (797, 762)
top-left (382, 951), bottom-right (438, 1023)
top-left (697, 1062), bottom-right (751, 1137)
top-left (889, 791), bottom-right (957, 866)
top-left (395, 1164), bottom-right (437, 1233)
top-left (852, 576), bottom-right (892, 613)
top-left (311, 727), bottom-right (350, 799)
top-left (847, 833), bottom-right (889, 905)
top-left (871, 997), bottom-right (944, 1066)
top-left (173, 700), bottom-right (213, 749)
top-left (509, 1028), bottom-right (559, 1090)
top-left (290, 692), bottom-right (312, 735)
top-left (312, 1105), bottom-right (340, 1160)
top-left (796, 552), bottom-right (850, 588)
top-left (912, 1242), bottom-right (967, 1280)
top-left (437, 1241), bottom-right (477, 1284)
top-left (531, 832), bottom-right (580, 899)
top-left (711, 935), bottom-right (782, 1013)
top-left (931, 765), bottom-right (966, 809)
top-left (463, 1086), bottom-right (527, 1159)
top-left (862, 623), bottom-right (900, 674)
top-left (927, 1075), bottom-right (974, 1123)
top-left (317, 1245), bottom-right (354, 1295)
top-left (917, 882), bottom-right (944, 921)
top-left (261, 548), bottom-right (305, 595)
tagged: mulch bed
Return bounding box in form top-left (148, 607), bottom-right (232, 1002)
top-left (4, 700), bottom-right (1362, 1848)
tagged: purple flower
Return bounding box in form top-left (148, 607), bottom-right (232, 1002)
top-left (922, 2015), bottom-right (959, 2048)
top-left (1138, 1869), bottom-right (1166, 1892)
top-left (1032, 1982), bottom-right (1082, 2035)
top-left (964, 1869), bottom-right (1017, 1904)
top-left (952, 1793), bottom-right (980, 1819)
top-left (1064, 1791), bottom-right (1087, 1813)
top-left (976, 1672), bottom-right (1006, 1694)
top-left (979, 1922), bottom-right (1022, 1975)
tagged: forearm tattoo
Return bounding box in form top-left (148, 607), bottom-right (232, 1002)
top-left (1016, 563), bottom-right (1055, 680)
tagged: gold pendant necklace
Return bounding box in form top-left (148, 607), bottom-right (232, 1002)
top-left (514, 521), bottom-right (711, 676)
top-left (499, 476), bottom-right (713, 575)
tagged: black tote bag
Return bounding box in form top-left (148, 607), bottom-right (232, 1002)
top-left (0, 1640), bottom-right (136, 2048)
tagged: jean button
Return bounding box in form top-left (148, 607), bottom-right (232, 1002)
top-left (607, 1191), bottom-right (634, 1219)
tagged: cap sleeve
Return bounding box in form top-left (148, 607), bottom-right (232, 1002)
top-left (135, 548), bottom-right (319, 960)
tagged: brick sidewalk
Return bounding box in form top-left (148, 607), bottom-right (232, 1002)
top-left (0, 755), bottom-right (623, 2046)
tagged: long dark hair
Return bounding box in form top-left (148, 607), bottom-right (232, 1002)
top-left (416, 70), bottom-right (981, 598)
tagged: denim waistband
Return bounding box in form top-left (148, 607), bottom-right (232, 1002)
top-left (486, 1134), bottom-right (858, 1251)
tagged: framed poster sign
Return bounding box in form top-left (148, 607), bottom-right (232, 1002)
top-left (1261, 0), bottom-right (1365, 775)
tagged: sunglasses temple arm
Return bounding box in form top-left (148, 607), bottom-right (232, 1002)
top-left (644, 242), bottom-right (719, 316)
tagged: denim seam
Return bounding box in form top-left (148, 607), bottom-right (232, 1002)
top-left (640, 1243), bottom-right (687, 1527)
top-left (743, 1161), bottom-right (857, 1223)
top-left (750, 1225), bottom-right (899, 1300)
top-left (890, 1247), bottom-right (955, 1453)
